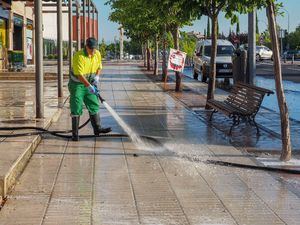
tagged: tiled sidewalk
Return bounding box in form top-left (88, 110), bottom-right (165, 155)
top-left (0, 80), bottom-right (69, 203)
top-left (163, 71), bottom-right (300, 154)
top-left (0, 63), bottom-right (299, 225)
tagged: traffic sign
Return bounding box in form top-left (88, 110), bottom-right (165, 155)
top-left (167, 48), bottom-right (187, 72)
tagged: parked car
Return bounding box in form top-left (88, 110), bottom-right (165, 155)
top-left (239, 44), bottom-right (273, 61)
top-left (256, 45), bottom-right (273, 61)
top-left (239, 44), bottom-right (248, 51)
top-left (283, 50), bottom-right (300, 60)
top-left (193, 39), bottom-right (235, 82)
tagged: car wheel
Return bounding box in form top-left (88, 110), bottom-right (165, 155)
top-left (256, 54), bottom-right (261, 62)
top-left (193, 70), bottom-right (199, 80)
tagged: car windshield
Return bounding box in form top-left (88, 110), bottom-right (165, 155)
top-left (204, 45), bottom-right (234, 56)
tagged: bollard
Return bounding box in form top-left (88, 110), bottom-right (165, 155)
top-left (233, 49), bottom-right (247, 84)
top-left (292, 54), bottom-right (294, 65)
top-left (284, 55), bottom-right (286, 63)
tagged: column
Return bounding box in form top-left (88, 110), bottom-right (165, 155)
top-left (34, 0), bottom-right (44, 118)
top-left (76, 0), bottom-right (81, 51)
top-left (82, 0), bottom-right (86, 46)
top-left (57, 0), bottom-right (63, 98)
top-left (87, 0), bottom-right (90, 38)
top-left (119, 27), bottom-right (124, 60)
top-left (68, 0), bottom-right (73, 71)
top-left (92, 7), bottom-right (95, 38)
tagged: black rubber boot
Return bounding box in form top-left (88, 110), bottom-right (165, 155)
top-left (72, 116), bottom-right (80, 141)
top-left (90, 113), bottom-right (112, 135)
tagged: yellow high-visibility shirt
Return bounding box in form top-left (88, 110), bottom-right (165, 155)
top-left (72, 49), bottom-right (102, 76)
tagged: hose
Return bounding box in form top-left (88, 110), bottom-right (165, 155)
top-left (0, 124), bottom-right (162, 145)
top-left (206, 160), bottom-right (300, 175)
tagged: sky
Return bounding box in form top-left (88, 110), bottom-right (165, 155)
top-left (95, 0), bottom-right (299, 43)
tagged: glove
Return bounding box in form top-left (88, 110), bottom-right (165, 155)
top-left (91, 75), bottom-right (100, 86)
top-left (87, 85), bottom-right (97, 95)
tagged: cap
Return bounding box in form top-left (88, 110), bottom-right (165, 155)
top-left (86, 37), bottom-right (98, 49)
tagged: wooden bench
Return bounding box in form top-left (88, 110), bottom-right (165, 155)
top-left (207, 82), bottom-right (274, 135)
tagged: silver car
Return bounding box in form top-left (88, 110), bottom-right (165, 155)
top-left (256, 45), bottom-right (273, 61)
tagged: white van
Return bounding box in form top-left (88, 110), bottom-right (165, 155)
top-left (193, 39), bottom-right (235, 82)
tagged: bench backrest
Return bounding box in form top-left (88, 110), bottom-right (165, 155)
top-left (224, 82), bottom-right (274, 116)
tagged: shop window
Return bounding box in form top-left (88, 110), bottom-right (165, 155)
top-left (13, 14), bottom-right (23, 51)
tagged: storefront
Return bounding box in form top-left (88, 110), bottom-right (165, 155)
top-left (0, 7), bottom-right (9, 71)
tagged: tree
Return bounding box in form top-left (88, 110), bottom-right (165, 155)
top-left (99, 39), bottom-right (107, 58)
top-left (107, 0), bottom-right (162, 73)
top-left (236, 20), bottom-right (240, 34)
top-left (286, 25), bottom-right (300, 50)
top-left (123, 40), bottom-right (142, 55)
top-left (207, 17), bottom-right (211, 38)
top-left (190, 1), bottom-right (230, 108)
top-left (146, 0), bottom-right (198, 91)
top-left (190, 0), bottom-right (265, 105)
top-left (180, 32), bottom-right (197, 65)
top-left (256, 13), bottom-right (260, 34)
top-left (266, 0), bottom-right (292, 161)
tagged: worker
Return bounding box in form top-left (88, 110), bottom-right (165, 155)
top-left (69, 37), bottom-right (111, 141)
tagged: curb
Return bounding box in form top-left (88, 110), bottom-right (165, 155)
top-left (0, 106), bottom-right (64, 205)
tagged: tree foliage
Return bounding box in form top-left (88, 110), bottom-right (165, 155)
top-left (287, 25), bottom-right (300, 50)
top-left (180, 32), bottom-right (197, 58)
top-left (99, 39), bottom-right (107, 58)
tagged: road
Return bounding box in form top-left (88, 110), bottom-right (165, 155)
top-left (257, 60), bottom-right (300, 82)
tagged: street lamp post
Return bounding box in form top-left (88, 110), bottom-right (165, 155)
top-left (114, 36), bottom-right (117, 60)
top-left (247, 10), bottom-right (256, 85)
top-left (282, 8), bottom-right (290, 34)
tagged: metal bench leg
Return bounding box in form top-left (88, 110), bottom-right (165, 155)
top-left (209, 110), bottom-right (217, 121)
top-left (229, 116), bottom-right (240, 135)
top-left (252, 118), bottom-right (260, 136)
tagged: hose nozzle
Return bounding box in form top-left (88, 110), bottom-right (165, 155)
top-left (98, 95), bottom-right (105, 103)
top-left (93, 85), bottom-right (105, 103)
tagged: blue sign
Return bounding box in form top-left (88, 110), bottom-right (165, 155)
top-left (0, 8), bottom-right (9, 20)
top-left (14, 15), bottom-right (24, 27)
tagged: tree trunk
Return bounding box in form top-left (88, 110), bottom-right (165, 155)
top-left (162, 25), bottom-right (168, 81)
top-left (205, 13), bottom-right (218, 109)
top-left (172, 25), bottom-right (181, 92)
top-left (267, 2), bottom-right (292, 161)
top-left (154, 35), bottom-right (159, 75)
top-left (147, 40), bottom-right (151, 71)
top-left (142, 43), bottom-right (146, 67)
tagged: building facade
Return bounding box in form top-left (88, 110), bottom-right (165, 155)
top-left (0, 0), bottom-right (99, 70)
top-left (0, 0), bottom-right (34, 71)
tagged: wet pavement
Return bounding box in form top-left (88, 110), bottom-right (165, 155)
top-left (0, 62), bottom-right (300, 224)
top-left (0, 80), bottom-right (69, 203)
top-left (180, 67), bottom-right (300, 155)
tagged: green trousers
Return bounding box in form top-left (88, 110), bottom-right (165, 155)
top-left (68, 80), bottom-right (99, 116)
